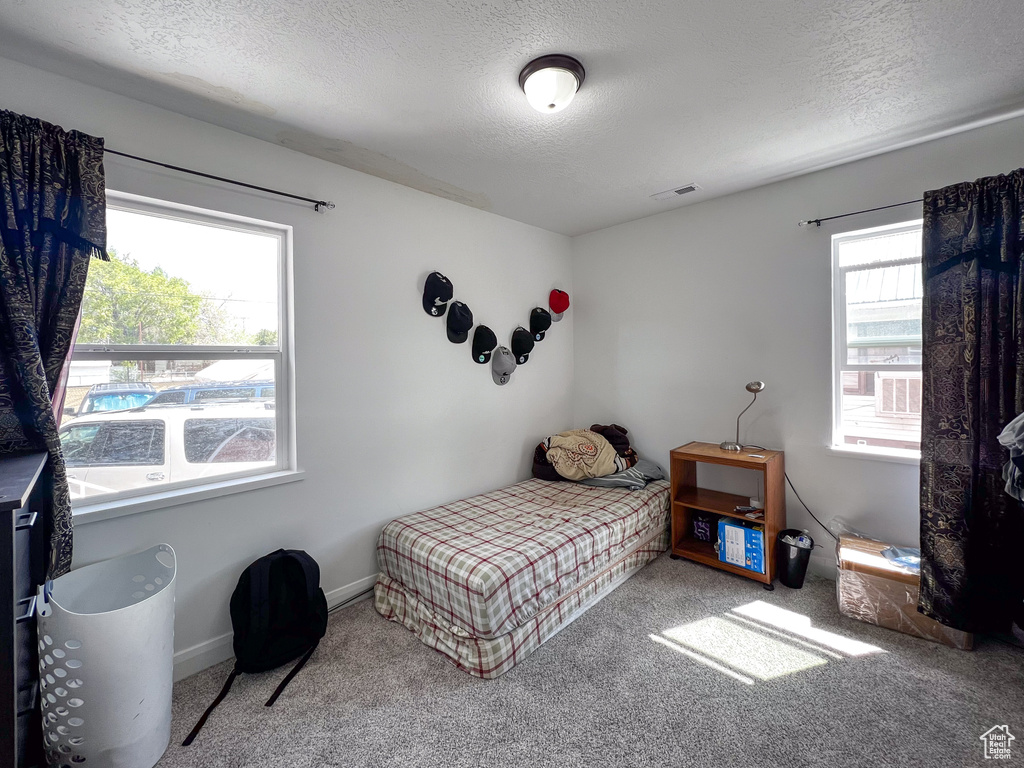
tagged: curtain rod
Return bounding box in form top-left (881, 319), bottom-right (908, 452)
top-left (105, 148), bottom-right (335, 212)
top-left (798, 198), bottom-right (922, 228)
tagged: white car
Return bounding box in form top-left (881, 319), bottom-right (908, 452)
top-left (59, 402), bottom-right (277, 501)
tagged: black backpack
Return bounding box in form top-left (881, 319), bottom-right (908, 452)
top-left (183, 549), bottom-right (329, 746)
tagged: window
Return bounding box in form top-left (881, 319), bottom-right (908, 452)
top-left (64, 421), bottom-right (165, 466)
top-left (832, 221), bottom-right (922, 457)
top-left (62, 192), bottom-right (293, 507)
top-left (61, 424), bottom-right (101, 464)
top-left (194, 387), bottom-right (256, 402)
top-left (78, 384), bottom-right (156, 414)
top-left (148, 390), bottom-right (187, 405)
top-left (184, 418), bottom-right (276, 463)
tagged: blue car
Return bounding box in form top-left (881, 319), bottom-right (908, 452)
top-left (146, 380), bottom-right (275, 406)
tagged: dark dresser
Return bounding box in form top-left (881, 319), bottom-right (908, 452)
top-left (1, 452), bottom-right (48, 768)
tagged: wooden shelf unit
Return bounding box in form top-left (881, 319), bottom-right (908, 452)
top-left (669, 442), bottom-right (785, 587)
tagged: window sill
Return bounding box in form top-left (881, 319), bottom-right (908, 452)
top-left (72, 469), bottom-right (305, 525)
top-left (827, 445), bottom-right (920, 466)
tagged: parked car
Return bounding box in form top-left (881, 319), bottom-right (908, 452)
top-left (59, 401), bottom-right (277, 501)
top-left (70, 382), bottom-right (156, 417)
top-left (145, 380), bottom-right (275, 406)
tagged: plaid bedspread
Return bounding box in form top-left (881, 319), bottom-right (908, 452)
top-left (375, 526), bottom-right (669, 678)
top-left (376, 478), bottom-right (670, 639)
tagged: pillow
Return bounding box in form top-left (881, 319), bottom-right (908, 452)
top-left (532, 425), bottom-right (641, 482)
top-left (545, 429), bottom-right (622, 481)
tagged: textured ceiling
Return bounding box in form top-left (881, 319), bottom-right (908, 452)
top-left (1, 0), bottom-right (1023, 235)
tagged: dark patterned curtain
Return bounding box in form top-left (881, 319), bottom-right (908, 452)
top-left (0, 110), bottom-right (107, 579)
top-left (919, 168), bottom-right (1024, 633)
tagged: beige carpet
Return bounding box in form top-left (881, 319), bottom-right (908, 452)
top-left (159, 554), bottom-right (1024, 767)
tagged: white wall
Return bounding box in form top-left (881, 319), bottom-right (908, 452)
top-left (6, 51), bottom-right (1023, 674)
top-left (0, 57), bottom-right (574, 677)
top-left (571, 115), bottom-right (1024, 574)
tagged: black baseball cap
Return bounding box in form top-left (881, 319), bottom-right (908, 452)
top-left (422, 271), bottom-right (453, 317)
top-left (530, 307), bottom-right (552, 341)
top-left (446, 301), bottom-right (473, 343)
top-left (511, 326), bottom-right (535, 364)
top-left (472, 325), bottom-right (497, 364)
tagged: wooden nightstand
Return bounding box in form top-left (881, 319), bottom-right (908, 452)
top-left (668, 442), bottom-right (785, 589)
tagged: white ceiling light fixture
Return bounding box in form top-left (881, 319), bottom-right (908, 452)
top-left (518, 55), bottom-right (586, 114)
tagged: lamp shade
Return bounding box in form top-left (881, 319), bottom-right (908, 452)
top-left (519, 55), bottom-right (585, 114)
top-left (523, 67), bottom-right (578, 113)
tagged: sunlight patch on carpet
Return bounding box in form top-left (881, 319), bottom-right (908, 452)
top-left (652, 600), bottom-right (886, 684)
top-left (657, 617), bottom-right (828, 681)
top-left (730, 601), bottom-right (886, 657)
top-left (649, 634), bottom-right (756, 685)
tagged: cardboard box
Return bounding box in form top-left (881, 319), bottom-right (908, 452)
top-left (837, 534), bottom-right (973, 650)
top-left (718, 519), bottom-right (764, 574)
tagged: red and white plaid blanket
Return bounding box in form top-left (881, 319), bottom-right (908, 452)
top-left (375, 526), bottom-right (668, 678)
top-left (376, 478), bottom-right (670, 639)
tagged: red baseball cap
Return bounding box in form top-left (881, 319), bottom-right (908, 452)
top-left (549, 289), bottom-right (570, 321)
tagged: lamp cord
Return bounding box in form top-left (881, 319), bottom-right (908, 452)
top-left (327, 587), bottom-right (374, 615)
top-left (741, 445), bottom-right (837, 543)
top-left (785, 472), bottom-right (838, 542)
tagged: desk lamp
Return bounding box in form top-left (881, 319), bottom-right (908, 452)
top-left (720, 381), bottom-right (766, 452)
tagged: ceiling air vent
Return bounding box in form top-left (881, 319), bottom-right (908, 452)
top-left (651, 183), bottom-right (702, 201)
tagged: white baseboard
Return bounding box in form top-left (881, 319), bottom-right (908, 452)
top-left (172, 572), bottom-right (379, 682)
top-left (323, 573), bottom-right (378, 609)
top-left (173, 631), bottom-right (233, 682)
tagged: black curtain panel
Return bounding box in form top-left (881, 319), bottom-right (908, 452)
top-left (918, 168), bottom-right (1024, 633)
top-left (0, 110), bottom-right (107, 579)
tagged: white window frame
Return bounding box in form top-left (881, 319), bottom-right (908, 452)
top-left (69, 191), bottom-right (300, 522)
top-left (830, 219), bottom-right (923, 463)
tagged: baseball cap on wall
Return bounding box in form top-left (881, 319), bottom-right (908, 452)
top-left (472, 325), bottom-right (497, 364)
top-left (491, 346), bottom-right (517, 385)
top-left (549, 289), bottom-right (570, 321)
top-left (422, 271), bottom-right (454, 316)
top-left (511, 326), bottom-right (535, 364)
top-left (530, 307), bottom-right (552, 341)
top-left (446, 301), bottom-right (473, 343)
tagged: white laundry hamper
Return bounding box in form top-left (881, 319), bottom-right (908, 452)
top-left (36, 544), bottom-right (176, 768)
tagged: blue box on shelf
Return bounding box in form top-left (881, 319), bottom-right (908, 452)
top-left (717, 519), bottom-right (765, 574)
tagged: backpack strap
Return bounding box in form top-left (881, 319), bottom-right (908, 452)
top-left (281, 550), bottom-right (320, 604)
top-left (182, 666), bottom-right (239, 746)
top-left (238, 551), bottom-right (283, 664)
top-left (264, 642), bottom-right (319, 707)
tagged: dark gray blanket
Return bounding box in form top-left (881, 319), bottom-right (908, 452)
top-left (579, 458), bottom-right (665, 491)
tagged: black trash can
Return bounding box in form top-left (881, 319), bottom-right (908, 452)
top-left (777, 529), bottom-right (813, 589)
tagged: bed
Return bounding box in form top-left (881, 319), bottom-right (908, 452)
top-left (374, 477), bottom-right (670, 678)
